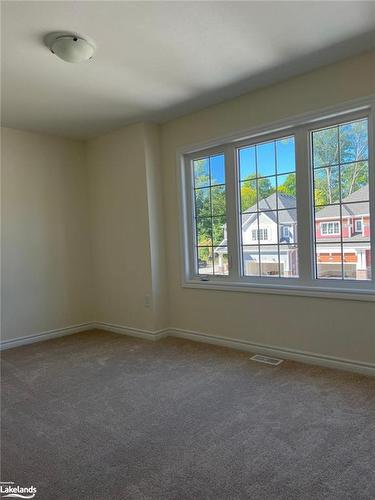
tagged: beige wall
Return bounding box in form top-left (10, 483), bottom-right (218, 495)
top-left (143, 123), bottom-right (168, 330)
top-left (1, 128), bottom-right (93, 340)
top-left (160, 50), bottom-right (375, 364)
top-left (86, 123), bottom-right (167, 331)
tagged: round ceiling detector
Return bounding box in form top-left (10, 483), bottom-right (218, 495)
top-left (47, 33), bottom-right (95, 63)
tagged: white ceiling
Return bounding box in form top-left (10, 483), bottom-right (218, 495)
top-left (2, 1), bottom-right (375, 139)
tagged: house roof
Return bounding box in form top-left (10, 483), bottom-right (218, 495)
top-left (314, 234), bottom-right (369, 243)
top-left (243, 192), bottom-right (297, 227)
top-left (315, 185), bottom-right (369, 218)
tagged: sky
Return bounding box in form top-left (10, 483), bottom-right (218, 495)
top-left (239, 136), bottom-right (295, 180)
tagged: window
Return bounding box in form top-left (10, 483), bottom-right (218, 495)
top-left (320, 222), bottom-right (340, 235)
top-left (182, 103), bottom-right (374, 298)
top-left (252, 228), bottom-right (269, 241)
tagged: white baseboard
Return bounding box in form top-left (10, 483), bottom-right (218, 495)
top-left (166, 327), bottom-right (375, 377)
top-left (2, 321), bottom-right (373, 377)
top-left (0, 322), bottom-right (95, 350)
top-left (93, 322), bottom-right (168, 341)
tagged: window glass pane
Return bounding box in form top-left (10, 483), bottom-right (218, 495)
top-left (313, 166), bottom-right (340, 205)
top-left (311, 117), bottom-right (371, 281)
top-left (242, 246), bottom-right (259, 276)
top-left (213, 247), bottom-right (228, 275)
top-left (257, 176), bottom-right (277, 210)
top-left (342, 202), bottom-right (370, 242)
top-left (239, 146), bottom-right (256, 180)
top-left (343, 242), bottom-right (371, 281)
top-left (315, 204), bottom-right (341, 241)
top-left (210, 155), bottom-right (225, 185)
top-left (240, 178), bottom-right (257, 213)
top-left (211, 185), bottom-right (226, 215)
top-left (340, 162), bottom-right (368, 200)
top-left (257, 141), bottom-right (276, 177)
top-left (238, 135), bottom-right (298, 279)
top-left (212, 216), bottom-right (226, 246)
top-left (279, 244), bottom-right (299, 277)
top-left (260, 245), bottom-right (280, 277)
top-left (279, 209), bottom-right (297, 243)
top-left (194, 187), bottom-right (211, 218)
top-left (339, 119), bottom-right (368, 164)
top-left (241, 213), bottom-right (256, 245)
top-left (256, 211), bottom-right (276, 242)
top-left (278, 173), bottom-right (296, 200)
top-left (193, 154), bottom-right (227, 276)
top-left (197, 247), bottom-right (213, 275)
top-left (196, 218), bottom-right (212, 246)
top-left (312, 126), bottom-right (338, 168)
top-left (276, 136), bottom-right (295, 174)
top-left (193, 158), bottom-right (210, 187)
top-left (315, 243), bottom-right (343, 279)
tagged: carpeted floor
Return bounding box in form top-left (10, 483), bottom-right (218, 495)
top-left (1, 330), bottom-right (375, 500)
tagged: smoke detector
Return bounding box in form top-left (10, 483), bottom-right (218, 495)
top-left (45, 32), bottom-right (95, 63)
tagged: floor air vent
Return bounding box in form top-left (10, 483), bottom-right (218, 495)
top-left (250, 354), bottom-right (283, 366)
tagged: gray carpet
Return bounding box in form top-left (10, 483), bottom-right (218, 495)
top-left (1, 330), bottom-right (375, 500)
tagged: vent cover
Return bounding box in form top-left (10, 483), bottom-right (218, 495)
top-left (250, 354), bottom-right (283, 366)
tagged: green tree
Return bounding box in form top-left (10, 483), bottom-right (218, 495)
top-left (277, 173), bottom-right (296, 197)
top-left (240, 175), bottom-right (276, 212)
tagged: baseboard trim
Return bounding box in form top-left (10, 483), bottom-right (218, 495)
top-left (0, 322), bottom-right (95, 350)
top-left (166, 328), bottom-right (375, 377)
top-left (93, 322), bottom-right (167, 341)
top-left (2, 321), bottom-right (373, 376)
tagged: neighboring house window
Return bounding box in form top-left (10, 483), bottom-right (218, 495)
top-left (252, 228), bottom-right (269, 241)
top-left (182, 105), bottom-right (374, 297)
top-left (320, 222), bottom-right (340, 235)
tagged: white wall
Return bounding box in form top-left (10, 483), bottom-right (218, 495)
top-left (86, 123), bottom-right (167, 331)
top-left (160, 50), bottom-right (375, 365)
top-left (1, 128), bottom-right (93, 341)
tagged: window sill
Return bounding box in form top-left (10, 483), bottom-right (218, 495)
top-left (183, 279), bottom-right (375, 302)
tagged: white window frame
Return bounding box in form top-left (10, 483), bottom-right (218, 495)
top-left (178, 97), bottom-right (375, 301)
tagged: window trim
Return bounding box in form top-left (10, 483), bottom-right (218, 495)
top-left (178, 96), bottom-right (375, 300)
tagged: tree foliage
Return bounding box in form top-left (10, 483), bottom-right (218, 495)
top-left (313, 120), bottom-right (368, 205)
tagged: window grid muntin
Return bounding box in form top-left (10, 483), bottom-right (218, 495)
top-left (311, 117), bottom-right (371, 282)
